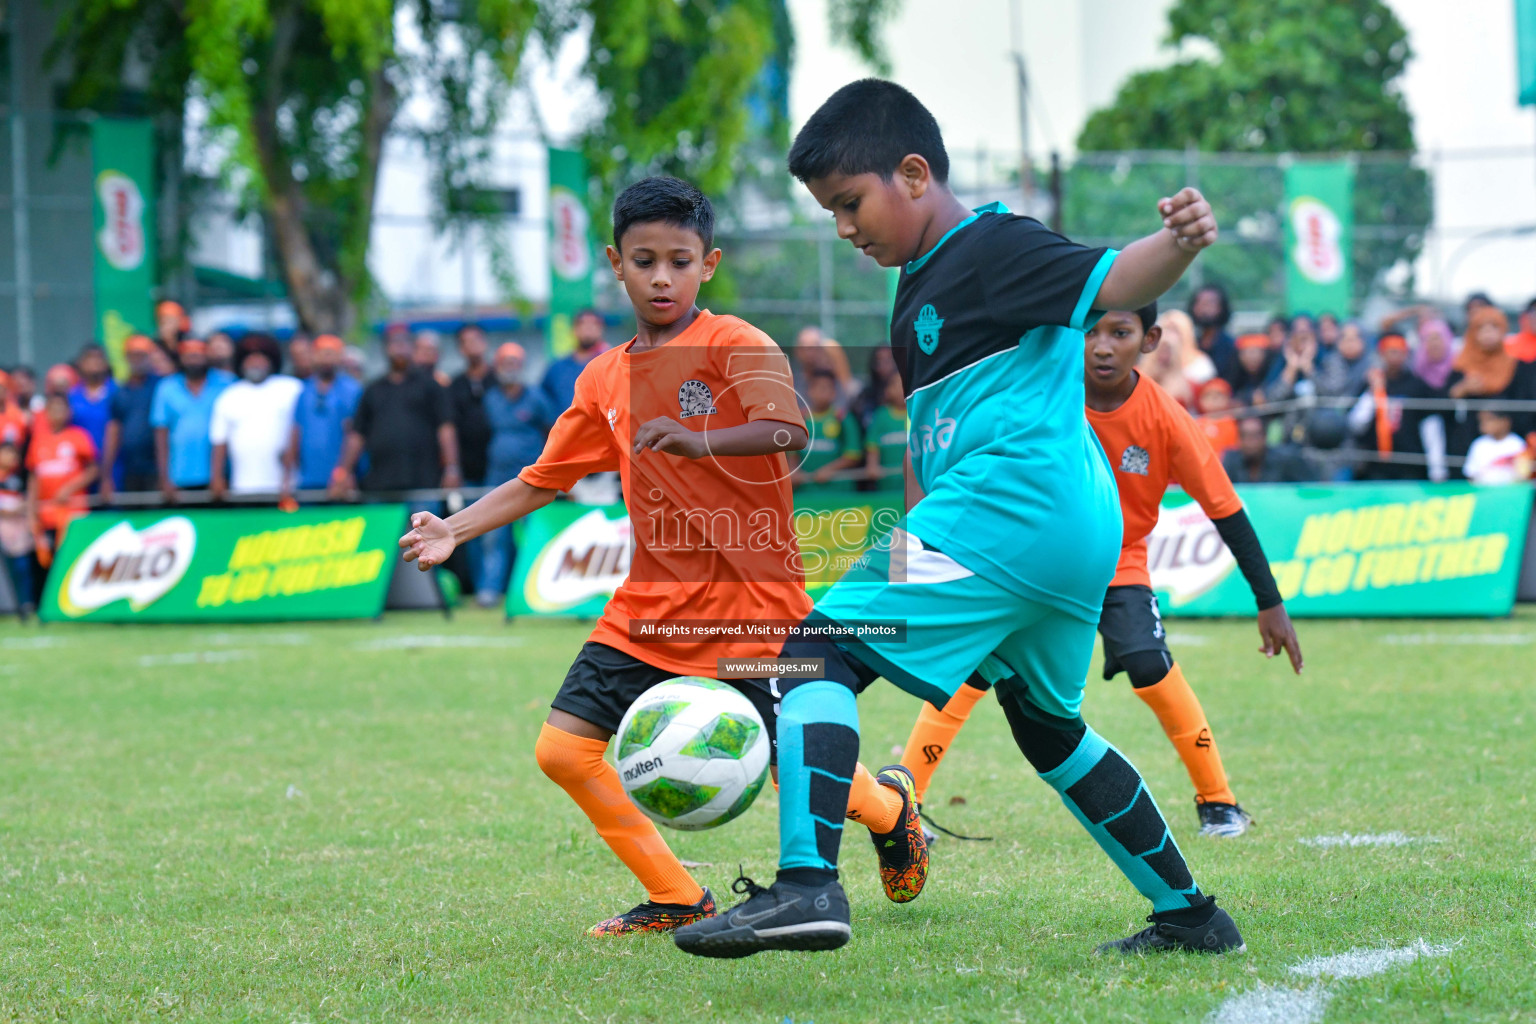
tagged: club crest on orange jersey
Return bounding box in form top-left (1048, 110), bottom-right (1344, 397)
top-left (677, 379), bottom-right (718, 419)
top-left (1119, 445), bottom-right (1150, 476)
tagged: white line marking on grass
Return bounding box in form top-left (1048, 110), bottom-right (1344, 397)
top-left (1289, 939), bottom-right (1458, 980)
top-left (1, 636), bottom-right (62, 649)
top-left (207, 631), bottom-right (311, 646)
top-left (137, 650), bottom-right (255, 667)
top-left (1380, 632), bottom-right (1536, 646)
top-left (1207, 941), bottom-right (1455, 1024)
top-left (350, 635), bottom-right (525, 650)
top-left (1298, 832), bottom-right (1441, 849)
top-left (1207, 984), bottom-right (1330, 1024)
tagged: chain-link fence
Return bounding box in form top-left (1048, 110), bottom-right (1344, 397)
top-left (4, 134), bottom-right (1533, 379)
top-left (0, 113), bottom-right (98, 369)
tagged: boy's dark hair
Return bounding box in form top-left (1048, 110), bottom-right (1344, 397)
top-left (788, 79), bottom-right (949, 184)
top-left (1135, 303), bottom-right (1158, 332)
top-left (76, 342), bottom-right (107, 362)
top-left (0, 440), bottom-right (18, 456)
top-left (1268, 313), bottom-right (1291, 331)
top-left (574, 308), bottom-right (604, 323)
top-left (612, 176), bottom-right (714, 251)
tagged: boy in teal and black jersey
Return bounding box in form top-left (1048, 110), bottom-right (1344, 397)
top-left (677, 79), bottom-right (1243, 959)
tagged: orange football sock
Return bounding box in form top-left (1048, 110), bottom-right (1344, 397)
top-left (534, 723), bottom-right (703, 906)
top-left (1133, 663), bottom-right (1237, 806)
top-left (844, 762), bottom-right (904, 833)
top-left (900, 682), bottom-right (988, 803)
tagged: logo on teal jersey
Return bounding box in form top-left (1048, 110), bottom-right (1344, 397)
top-left (914, 304), bottom-right (944, 354)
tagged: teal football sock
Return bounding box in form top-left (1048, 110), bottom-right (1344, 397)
top-left (1038, 726), bottom-right (1203, 913)
top-left (777, 680), bottom-right (859, 874)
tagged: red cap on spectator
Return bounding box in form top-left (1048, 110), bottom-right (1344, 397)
top-left (495, 342), bottom-right (526, 362)
top-left (1378, 333), bottom-right (1409, 353)
top-left (1200, 377), bottom-right (1232, 397)
top-left (45, 364), bottom-right (78, 391)
top-left (156, 300), bottom-right (191, 331)
top-left (124, 333), bottom-right (155, 355)
top-left (314, 334), bottom-right (345, 352)
top-left (1236, 334), bottom-right (1270, 351)
top-left (178, 337), bottom-right (207, 355)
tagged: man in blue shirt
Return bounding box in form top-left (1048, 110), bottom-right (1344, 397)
top-left (287, 334), bottom-right (362, 492)
top-left (101, 335), bottom-right (162, 498)
top-left (539, 308), bottom-right (608, 414)
top-left (150, 338), bottom-right (235, 500)
top-left (476, 342), bottom-right (554, 606)
top-left (68, 344), bottom-right (116, 461)
top-left (678, 80), bottom-right (1242, 960)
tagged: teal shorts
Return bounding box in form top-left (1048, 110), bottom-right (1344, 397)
top-left (813, 523), bottom-right (1100, 721)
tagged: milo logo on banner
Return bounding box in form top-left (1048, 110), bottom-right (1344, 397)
top-left (1289, 197), bottom-right (1344, 285)
top-left (1147, 502), bottom-right (1235, 606)
top-left (58, 516), bottom-right (197, 617)
top-left (519, 507), bottom-right (633, 614)
top-left (96, 171), bottom-right (147, 271)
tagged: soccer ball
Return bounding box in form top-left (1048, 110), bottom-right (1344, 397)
top-left (614, 677), bottom-right (771, 831)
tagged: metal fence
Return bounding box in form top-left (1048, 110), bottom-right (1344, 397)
top-left (0, 112), bottom-right (98, 370)
top-left (2, 132), bottom-right (1534, 377)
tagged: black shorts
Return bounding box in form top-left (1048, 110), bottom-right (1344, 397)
top-left (551, 642), bottom-right (783, 762)
top-left (1098, 584), bottom-right (1171, 680)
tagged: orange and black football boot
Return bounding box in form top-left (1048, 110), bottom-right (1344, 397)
top-left (869, 764), bottom-right (929, 903)
top-left (588, 887), bottom-right (717, 936)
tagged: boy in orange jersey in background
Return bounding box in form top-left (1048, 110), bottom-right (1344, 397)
top-left (399, 177), bottom-right (926, 936)
top-left (900, 303), bottom-right (1303, 839)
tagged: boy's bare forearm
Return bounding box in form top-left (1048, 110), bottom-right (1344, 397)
top-left (447, 477), bottom-right (558, 545)
top-left (1095, 186), bottom-right (1216, 312)
top-left (1096, 231), bottom-right (1198, 311)
top-left (704, 420), bottom-right (808, 456)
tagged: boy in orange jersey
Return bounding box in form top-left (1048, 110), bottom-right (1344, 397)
top-left (399, 177), bottom-right (925, 935)
top-left (900, 303), bottom-right (1303, 838)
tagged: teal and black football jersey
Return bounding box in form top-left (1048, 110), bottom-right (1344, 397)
top-left (892, 203), bottom-right (1124, 621)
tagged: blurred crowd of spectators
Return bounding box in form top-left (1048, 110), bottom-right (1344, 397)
top-left (1139, 286), bottom-right (1536, 487)
top-left (5, 287), bottom-right (1535, 615)
top-left (0, 304), bottom-right (612, 611)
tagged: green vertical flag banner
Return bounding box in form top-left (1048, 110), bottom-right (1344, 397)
top-left (1518, 0), bottom-right (1536, 105)
top-left (90, 119), bottom-right (157, 380)
top-left (1283, 160), bottom-right (1354, 315)
top-left (547, 147), bottom-right (595, 359)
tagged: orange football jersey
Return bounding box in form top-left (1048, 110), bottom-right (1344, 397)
top-left (519, 310), bottom-right (812, 676)
top-left (1085, 373), bottom-right (1244, 588)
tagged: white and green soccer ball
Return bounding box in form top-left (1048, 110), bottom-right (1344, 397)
top-left (614, 677), bottom-right (770, 831)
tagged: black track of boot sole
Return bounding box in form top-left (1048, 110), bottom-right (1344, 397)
top-left (675, 923), bottom-right (850, 958)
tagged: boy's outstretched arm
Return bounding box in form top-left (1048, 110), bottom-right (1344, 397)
top-left (1095, 187), bottom-right (1218, 312)
top-left (399, 478), bottom-right (559, 570)
top-left (632, 417), bottom-right (808, 459)
top-left (1209, 510), bottom-right (1304, 673)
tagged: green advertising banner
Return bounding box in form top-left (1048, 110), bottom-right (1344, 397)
top-left (1149, 483), bottom-right (1533, 618)
top-left (1519, 0), bottom-right (1536, 105)
top-left (40, 505), bottom-right (407, 622)
top-left (506, 494), bottom-right (903, 617)
top-left (1284, 160), bottom-right (1354, 315)
top-left (547, 147), bottom-right (595, 360)
top-left (91, 119), bottom-right (157, 380)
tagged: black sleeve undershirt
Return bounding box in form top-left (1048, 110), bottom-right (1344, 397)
top-left (1211, 508), bottom-right (1284, 611)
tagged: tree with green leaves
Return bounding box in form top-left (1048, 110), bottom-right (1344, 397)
top-left (50, 0), bottom-right (899, 335)
top-left (1066, 0), bottom-right (1431, 307)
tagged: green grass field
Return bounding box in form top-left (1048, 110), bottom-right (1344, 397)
top-left (1, 608), bottom-right (1533, 1023)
